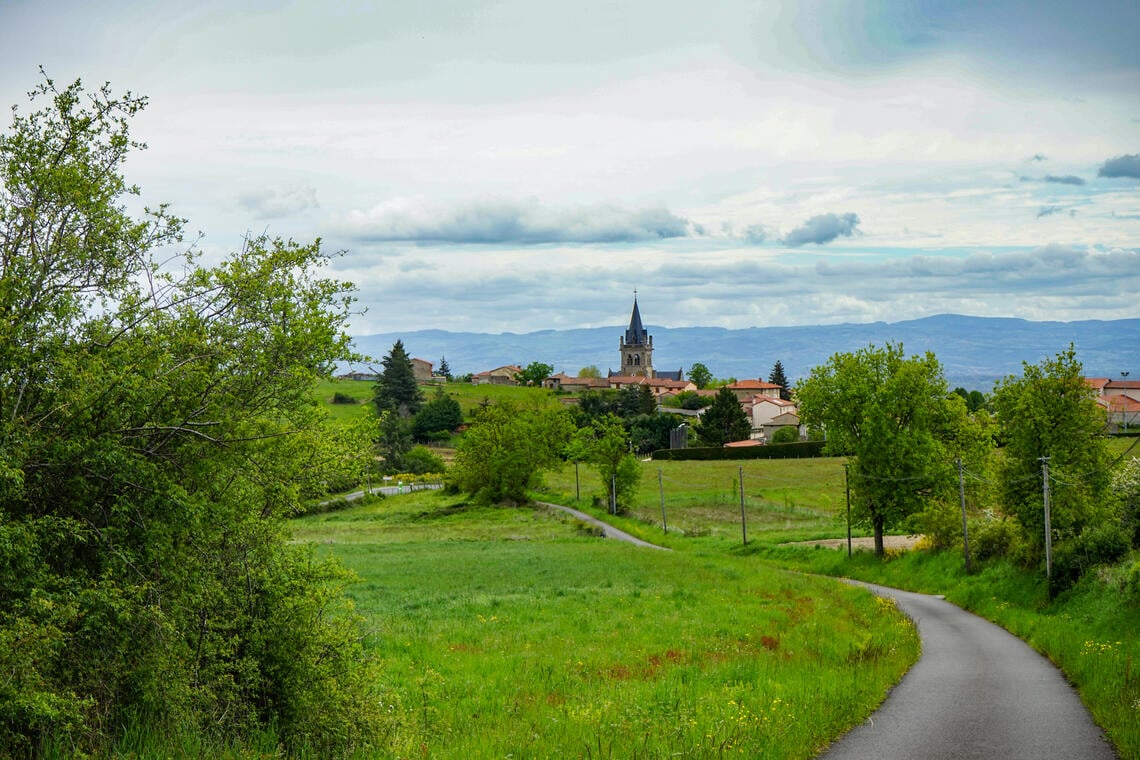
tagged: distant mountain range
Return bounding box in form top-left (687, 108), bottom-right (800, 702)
top-left (348, 314), bottom-right (1140, 392)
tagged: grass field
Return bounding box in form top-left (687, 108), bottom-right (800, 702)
top-left (293, 492), bottom-right (919, 758)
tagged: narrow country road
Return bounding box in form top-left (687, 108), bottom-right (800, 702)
top-left (819, 581), bottom-right (1117, 760)
top-left (535, 501), bottom-right (668, 550)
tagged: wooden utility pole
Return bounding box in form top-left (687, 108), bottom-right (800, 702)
top-left (739, 465), bottom-right (747, 546)
top-left (957, 458), bottom-right (971, 574)
top-left (1040, 456), bottom-right (1052, 578)
top-left (844, 463), bottom-right (852, 558)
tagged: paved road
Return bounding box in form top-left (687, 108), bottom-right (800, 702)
top-left (819, 581), bottom-right (1117, 760)
top-left (536, 501), bottom-right (668, 550)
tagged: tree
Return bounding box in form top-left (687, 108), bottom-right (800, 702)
top-left (373, 339), bottom-right (423, 417)
top-left (578, 365), bottom-right (602, 378)
top-left (377, 410), bottom-right (413, 472)
top-left (448, 402), bottom-right (573, 503)
top-left (687, 362), bottom-right (713, 390)
top-left (769, 360), bottom-right (792, 401)
top-left (575, 414), bottom-right (642, 512)
top-left (519, 361), bottom-right (554, 386)
top-left (412, 388), bottom-right (463, 442)
top-left (770, 425), bottom-right (799, 444)
top-left (438, 355), bottom-right (452, 381)
top-left (0, 75), bottom-right (380, 754)
top-left (796, 343), bottom-right (967, 554)
top-left (991, 345), bottom-right (1112, 557)
top-left (627, 413), bottom-right (678, 454)
top-left (694, 387), bottom-right (752, 446)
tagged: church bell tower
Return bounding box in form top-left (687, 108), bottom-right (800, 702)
top-left (619, 293), bottom-right (654, 377)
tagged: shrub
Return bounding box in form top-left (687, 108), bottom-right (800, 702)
top-left (912, 500), bottom-right (962, 550)
top-left (970, 517), bottom-right (1019, 562)
top-left (403, 446), bottom-right (446, 475)
top-left (653, 441), bottom-right (825, 461)
top-left (331, 391), bottom-right (358, 404)
top-left (769, 425), bottom-right (799, 444)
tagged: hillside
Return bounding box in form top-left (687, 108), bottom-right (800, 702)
top-left (348, 314), bottom-right (1140, 391)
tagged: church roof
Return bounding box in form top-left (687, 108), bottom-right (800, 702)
top-left (624, 297), bottom-right (649, 345)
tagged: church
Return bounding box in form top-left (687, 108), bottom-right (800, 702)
top-left (614, 294), bottom-right (682, 381)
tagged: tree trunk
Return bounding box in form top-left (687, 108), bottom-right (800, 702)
top-left (873, 514), bottom-right (885, 556)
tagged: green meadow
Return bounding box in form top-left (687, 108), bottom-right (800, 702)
top-left (293, 492), bottom-right (918, 758)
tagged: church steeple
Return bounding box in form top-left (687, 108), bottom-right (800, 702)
top-left (619, 292), bottom-right (654, 377)
top-left (624, 292), bottom-right (649, 346)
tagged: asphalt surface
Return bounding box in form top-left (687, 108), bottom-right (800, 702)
top-left (535, 501), bottom-right (668, 550)
top-left (819, 581), bottom-right (1117, 760)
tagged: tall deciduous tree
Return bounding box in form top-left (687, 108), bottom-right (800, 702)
top-left (991, 345), bottom-right (1111, 556)
top-left (519, 361), bottom-right (554, 387)
top-left (373, 339), bottom-right (423, 417)
top-left (0, 75), bottom-right (380, 754)
top-left (448, 402), bottom-right (572, 503)
top-left (796, 343), bottom-right (967, 554)
top-left (694, 387), bottom-right (751, 446)
top-left (574, 414), bottom-right (642, 512)
top-left (687, 362), bottom-right (713, 390)
top-left (769, 360), bottom-right (791, 400)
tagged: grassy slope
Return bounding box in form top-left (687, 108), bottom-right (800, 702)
top-left (293, 493), bottom-right (918, 758)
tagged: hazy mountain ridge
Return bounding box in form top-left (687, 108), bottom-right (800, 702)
top-left (349, 315), bottom-right (1140, 391)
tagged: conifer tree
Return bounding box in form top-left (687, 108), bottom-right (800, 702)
top-left (769, 360), bottom-right (791, 400)
top-left (373, 339), bottom-right (423, 417)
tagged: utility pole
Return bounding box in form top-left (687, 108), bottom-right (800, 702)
top-left (844, 463), bottom-right (852, 558)
top-left (957, 458), bottom-right (971, 574)
top-left (574, 461), bottom-right (580, 502)
top-left (1040, 456), bottom-right (1052, 578)
top-left (611, 471), bottom-right (617, 515)
top-left (739, 465), bottom-right (747, 546)
top-left (658, 469), bottom-right (667, 534)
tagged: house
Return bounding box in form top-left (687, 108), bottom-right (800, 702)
top-left (411, 358), bottom-right (434, 383)
top-left (744, 395), bottom-right (797, 429)
top-left (1086, 377), bottom-right (1140, 432)
top-left (761, 412), bottom-right (804, 441)
top-left (605, 374), bottom-right (696, 398)
top-left (473, 365), bottom-right (523, 385)
top-left (544, 374), bottom-right (611, 393)
top-left (724, 379), bottom-right (784, 402)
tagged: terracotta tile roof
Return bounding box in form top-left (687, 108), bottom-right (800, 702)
top-left (726, 379), bottom-right (783, 391)
top-left (1085, 377), bottom-right (1110, 391)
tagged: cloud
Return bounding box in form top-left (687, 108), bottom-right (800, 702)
top-left (1044, 174), bottom-right (1086, 186)
top-left (1036, 205), bottom-right (1065, 218)
top-left (339, 198), bottom-right (692, 244)
top-left (782, 213), bottom-right (861, 247)
top-left (1030, 153), bottom-right (1048, 162)
top-left (236, 185), bottom-right (319, 219)
top-left (1097, 154), bottom-right (1140, 179)
top-left (743, 224), bottom-right (769, 245)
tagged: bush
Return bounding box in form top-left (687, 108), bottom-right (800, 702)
top-left (1050, 523), bottom-right (1131, 595)
top-left (769, 425), bottom-right (799, 444)
top-left (331, 391), bottom-right (358, 404)
top-left (970, 517), bottom-right (1019, 562)
top-left (912, 500), bottom-right (962, 550)
top-left (403, 446), bottom-right (446, 475)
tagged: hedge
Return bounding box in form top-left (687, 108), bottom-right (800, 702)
top-left (651, 440), bottom-right (826, 461)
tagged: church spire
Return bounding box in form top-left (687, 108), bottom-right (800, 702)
top-left (624, 291), bottom-right (648, 346)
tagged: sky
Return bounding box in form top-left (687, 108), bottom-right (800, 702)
top-left (2, 0), bottom-right (1138, 336)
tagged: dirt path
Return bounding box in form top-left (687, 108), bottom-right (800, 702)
top-left (792, 535), bottom-right (924, 551)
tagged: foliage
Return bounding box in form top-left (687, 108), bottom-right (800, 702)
top-left (574, 414), bottom-right (642, 512)
top-left (372, 339), bottom-right (423, 418)
top-left (694, 387), bottom-right (752, 446)
top-left (518, 361), bottom-right (554, 387)
top-left (953, 387), bottom-right (988, 412)
top-left (402, 445), bottom-right (446, 475)
top-left (1111, 456), bottom-right (1140, 547)
top-left (969, 517), bottom-right (1021, 562)
top-left (627, 412), bottom-right (680, 454)
top-left (376, 411), bottom-right (413, 474)
top-left (991, 345), bottom-right (1112, 560)
top-left (0, 75), bottom-right (379, 754)
top-left (577, 365), bottom-right (601, 378)
top-left (330, 391), bottom-right (358, 405)
top-left (687, 361), bottom-right (713, 389)
top-left (795, 343), bottom-right (983, 553)
top-left (412, 388), bottom-right (463, 442)
top-left (768, 360), bottom-right (791, 401)
top-left (448, 402), bottom-right (573, 503)
top-left (770, 425), bottom-right (799, 444)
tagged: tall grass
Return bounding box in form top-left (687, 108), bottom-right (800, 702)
top-left (290, 491), bottom-right (919, 758)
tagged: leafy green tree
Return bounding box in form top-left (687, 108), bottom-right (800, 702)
top-left (449, 402), bottom-right (573, 503)
top-left (403, 445), bottom-right (446, 475)
top-left (576, 414), bottom-right (642, 512)
top-left (0, 75), bottom-right (380, 754)
top-left (627, 413), bottom-right (679, 454)
top-left (413, 388), bottom-right (463, 442)
top-left (377, 410), bottom-right (413, 472)
top-left (694, 387), bottom-right (752, 446)
top-left (769, 360), bottom-right (791, 400)
top-left (991, 345), bottom-right (1112, 557)
top-left (373, 339), bottom-right (423, 417)
top-left (616, 383), bottom-right (656, 418)
top-left (687, 362), bottom-right (713, 389)
top-left (578, 365), bottom-right (601, 378)
top-left (519, 361), bottom-right (554, 386)
top-left (796, 343), bottom-right (970, 554)
top-left (1113, 457), bottom-right (1140, 547)
top-left (770, 425), bottom-right (799, 444)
